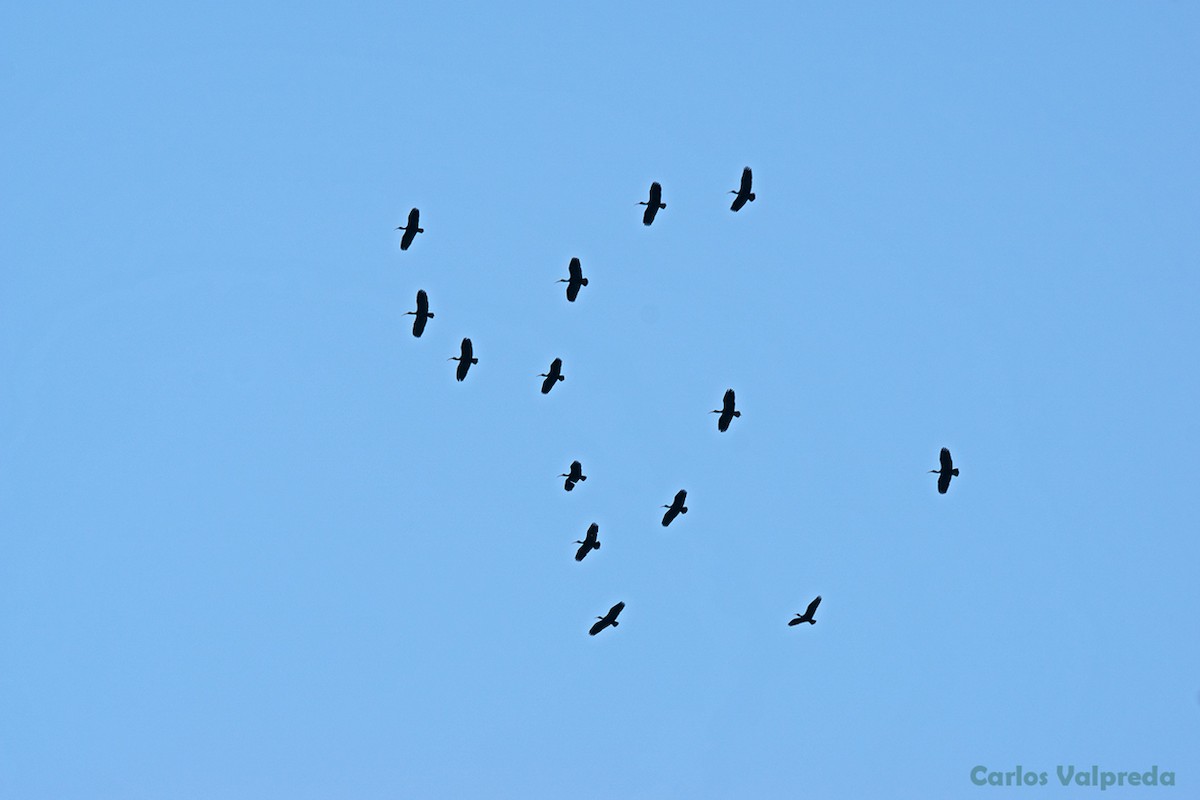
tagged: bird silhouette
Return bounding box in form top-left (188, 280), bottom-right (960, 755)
top-left (638, 182), bottom-right (666, 226)
top-left (558, 257), bottom-right (588, 302)
top-left (448, 338), bottom-right (477, 381)
top-left (396, 208), bottom-right (424, 251)
top-left (711, 389), bottom-right (741, 432)
top-left (404, 289), bottom-right (435, 337)
top-left (789, 596), bottom-right (821, 626)
top-left (729, 167), bottom-right (756, 212)
top-left (589, 601), bottom-right (625, 635)
top-left (574, 523), bottom-right (601, 562)
top-left (661, 489), bottom-right (688, 527)
top-left (559, 460), bottom-right (587, 492)
top-left (539, 358), bottom-right (565, 394)
top-left (930, 447), bottom-right (960, 494)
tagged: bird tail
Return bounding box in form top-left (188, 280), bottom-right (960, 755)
top-left (808, 619), bottom-right (816, 625)
top-left (558, 375), bottom-right (565, 382)
top-left (581, 278), bottom-right (588, 286)
top-left (952, 468), bottom-right (960, 476)
top-left (416, 227), bottom-right (424, 233)
top-left (427, 312), bottom-right (435, 318)
top-left (748, 193), bottom-right (756, 202)
top-left (564, 481), bottom-right (575, 492)
top-left (734, 411), bottom-right (741, 418)
top-left (680, 507), bottom-right (688, 514)
top-left (594, 542), bottom-right (601, 550)
top-left (578, 475), bottom-right (587, 482)
top-left (471, 358), bottom-right (478, 364)
top-left (659, 203), bottom-right (666, 209)
top-left (611, 620), bottom-right (619, 626)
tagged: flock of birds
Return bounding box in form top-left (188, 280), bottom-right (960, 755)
top-left (397, 167), bottom-right (961, 637)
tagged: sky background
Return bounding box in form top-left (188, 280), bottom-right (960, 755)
top-left (2, 2), bottom-right (1199, 797)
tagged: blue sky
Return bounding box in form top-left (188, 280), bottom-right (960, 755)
top-left (2, 2), bottom-right (1198, 797)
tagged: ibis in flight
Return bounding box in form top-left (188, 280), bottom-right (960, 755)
top-left (789, 596), bottom-right (821, 626)
top-left (449, 338), bottom-right (477, 382)
top-left (729, 167), bottom-right (756, 212)
top-left (589, 601), bottom-right (625, 636)
top-left (712, 389), bottom-right (741, 432)
top-left (558, 257), bottom-right (588, 302)
top-left (574, 523), bottom-right (601, 562)
top-left (404, 289), bottom-right (434, 338)
top-left (540, 358), bottom-right (565, 394)
top-left (396, 208), bottom-right (423, 251)
top-left (661, 490), bottom-right (688, 527)
top-left (560, 460), bottom-right (587, 492)
top-left (638, 182), bottom-right (665, 226)
top-left (930, 447), bottom-right (960, 494)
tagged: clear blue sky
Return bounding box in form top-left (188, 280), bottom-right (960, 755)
top-left (3, 3), bottom-right (1198, 797)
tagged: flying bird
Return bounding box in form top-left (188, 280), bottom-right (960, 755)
top-left (574, 523), bottom-right (601, 562)
top-left (559, 460), bottom-right (587, 492)
top-left (589, 601), bottom-right (625, 635)
top-left (930, 447), bottom-right (960, 494)
top-left (789, 596), bottom-right (821, 626)
top-left (558, 257), bottom-right (588, 302)
top-left (403, 289), bottom-right (434, 337)
top-left (396, 208), bottom-right (424, 251)
top-left (660, 489), bottom-right (688, 527)
top-left (711, 389), bottom-right (741, 432)
top-left (729, 166), bottom-right (756, 212)
top-left (539, 358), bottom-right (565, 394)
top-left (448, 338), bottom-right (478, 381)
top-left (638, 182), bottom-right (666, 226)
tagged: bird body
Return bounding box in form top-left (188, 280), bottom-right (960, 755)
top-left (789, 596), bottom-right (821, 626)
top-left (661, 489), bottom-right (688, 527)
top-left (712, 388), bottom-right (741, 432)
top-left (930, 447), bottom-right (960, 494)
top-left (559, 257), bottom-right (588, 302)
top-left (560, 460), bottom-right (587, 492)
top-left (404, 289), bottom-right (435, 337)
top-left (589, 601), bottom-right (625, 635)
top-left (540, 358), bottom-right (565, 394)
top-left (449, 337), bottom-right (478, 381)
top-left (638, 182), bottom-right (666, 225)
top-left (729, 167), bottom-right (756, 212)
top-left (396, 207), bottom-right (424, 250)
top-left (574, 523), bottom-right (601, 562)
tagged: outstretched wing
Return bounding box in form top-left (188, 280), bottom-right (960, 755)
top-left (589, 619), bottom-right (607, 636)
top-left (575, 541), bottom-right (591, 561)
top-left (788, 616), bottom-right (803, 627)
top-left (938, 471), bottom-right (951, 494)
top-left (400, 228), bottom-right (416, 250)
top-left (608, 601), bottom-right (625, 620)
top-left (674, 489), bottom-right (687, 506)
top-left (730, 193), bottom-right (747, 212)
top-left (461, 338), bottom-right (473, 360)
top-left (416, 289), bottom-right (428, 314)
top-left (740, 167), bottom-right (753, 194)
top-left (939, 447), bottom-right (953, 472)
top-left (412, 315), bottom-right (427, 338)
top-left (661, 507), bottom-right (676, 527)
top-left (805, 596), bottom-right (822, 617)
top-left (569, 258), bottom-right (583, 280)
top-left (643, 203), bottom-right (657, 226)
top-left (724, 389), bottom-right (736, 411)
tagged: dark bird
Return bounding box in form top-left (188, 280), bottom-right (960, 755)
top-left (448, 337), bottom-right (477, 381)
top-left (729, 166), bottom-right (756, 212)
top-left (559, 460), bottom-right (587, 492)
top-left (396, 208), bottom-right (424, 251)
top-left (539, 358), bottom-right (565, 394)
top-left (711, 389), bottom-right (741, 432)
top-left (589, 601), bottom-right (625, 636)
top-left (574, 523), bottom-right (601, 562)
top-left (558, 257), bottom-right (588, 302)
top-left (660, 489), bottom-right (688, 527)
top-left (929, 447), bottom-right (960, 494)
top-left (788, 596), bottom-right (822, 626)
top-left (403, 289), bottom-right (435, 337)
top-left (638, 182), bottom-right (666, 226)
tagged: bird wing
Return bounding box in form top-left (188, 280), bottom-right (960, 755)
top-left (730, 194), bottom-right (747, 212)
top-left (566, 282), bottom-right (579, 302)
top-left (643, 204), bottom-right (656, 225)
top-left (938, 472), bottom-right (951, 494)
top-left (575, 542), bottom-right (590, 561)
top-left (675, 490), bottom-right (687, 506)
top-left (412, 315), bottom-right (427, 337)
top-left (724, 389), bottom-right (736, 410)
top-left (400, 228), bottom-right (416, 250)
top-left (740, 167), bottom-right (752, 194)
top-left (572, 460), bottom-right (582, 475)
top-left (940, 447), bottom-right (953, 471)
top-left (788, 617), bottom-right (803, 626)
top-left (717, 413), bottom-right (730, 433)
top-left (608, 601), bottom-right (625, 620)
top-left (569, 258), bottom-right (582, 280)
top-left (661, 508), bottom-right (675, 527)
top-left (416, 290), bottom-right (428, 314)
top-left (805, 596), bottom-right (822, 617)
top-left (408, 208), bottom-right (420, 227)
top-left (461, 338), bottom-right (472, 359)
top-left (650, 182), bottom-right (661, 202)
top-left (589, 619), bottom-right (606, 635)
